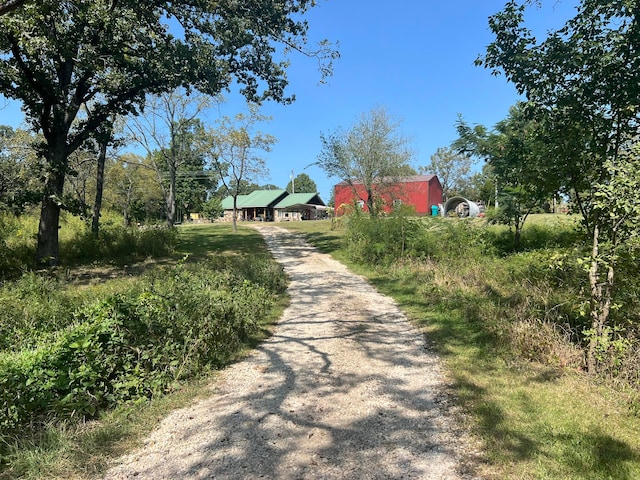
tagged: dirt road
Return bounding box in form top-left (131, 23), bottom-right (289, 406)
top-left (103, 226), bottom-right (476, 479)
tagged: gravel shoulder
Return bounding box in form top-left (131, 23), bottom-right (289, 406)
top-left (102, 226), bottom-right (478, 479)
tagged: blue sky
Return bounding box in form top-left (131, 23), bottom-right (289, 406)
top-left (229, 0), bottom-right (580, 201)
top-left (0, 0), bottom-right (580, 203)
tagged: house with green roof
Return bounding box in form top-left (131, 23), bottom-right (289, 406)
top-left (221, 190), bottom-right (288, 222)
top-left (220, 190), bottom-right (326, 222)
top-left (273, 192), bottom-right (326, 221)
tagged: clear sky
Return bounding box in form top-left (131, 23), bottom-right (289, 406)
top-left (0, 0), bottom-right (580, 203)
top-left (221, 0), bottom-right (580, 201)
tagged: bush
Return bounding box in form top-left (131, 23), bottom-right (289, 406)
top-left (0, 211), bottom-right (179, 275)
top-left (0, 272), bottom-right (89, 352)
top-left (343, 212), bottom-right (493, 266)
top-left (0, 257), bottom-right (286, 439)
top-left (342, 213), bottom-right (604, 374)
top-left (61, 215), bottom-right (178, 264)
top-left (0, 212), bottom-right (38, 277)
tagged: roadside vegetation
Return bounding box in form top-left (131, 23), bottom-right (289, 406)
top-left (281, 213), bottom-right (640, 480)
top-left (0, 217), bottom-right (287, 479)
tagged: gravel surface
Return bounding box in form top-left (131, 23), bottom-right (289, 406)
top-left (102, 226), bottom-right (479, 479)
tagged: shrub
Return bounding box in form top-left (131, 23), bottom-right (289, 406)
top-left (61, 217), bottom-right (178, 264)
top-left (0, 272), bottom-right (84, 352)
top-left (0, 257), bottom-right (286, 439)
top-left (0, 212), bottom-right (38, 276)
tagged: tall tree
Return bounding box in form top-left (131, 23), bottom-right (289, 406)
top-left (207, 105), bottom-right (276, 232)
top-left (0, 0), bottom-right (336, 265)
top-left (90, 115), bottom-right (123, 237)
top-left (104, 153), bottom-right (164, 226)
top-left (286, 172), bottom-right (317, 194)
top-left (128, 90), bottom-right (213, 226)
top-left (459, 163), bottom-right (496, 207)
top-left (456, 103), bottom-right (555, 246)
top-left (419, 146), bottom-right (473, 200)
top-left (316, 106), bottom-right (414, 217)
top-left (479, 0), bottom-right (640, 373)
top-left (0, 0), bottom-right (29, 16)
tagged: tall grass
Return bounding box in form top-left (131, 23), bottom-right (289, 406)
top-left (0, 211), bottom-right (38, 275)
top-left (0, 210), bottom-right (178, 277)
top-left (0, 222), bottom-right (287, 479)
top-left (286, 213), bottom-right (640, 479)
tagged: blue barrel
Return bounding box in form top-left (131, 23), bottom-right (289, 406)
top-left (431, 205), bottom-right (439, 216)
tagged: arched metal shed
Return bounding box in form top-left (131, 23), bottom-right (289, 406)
top-left (443, 196), bottom-right (481, 218)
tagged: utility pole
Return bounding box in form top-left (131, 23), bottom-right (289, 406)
top-left (290, 169), bottom-right (295, 194)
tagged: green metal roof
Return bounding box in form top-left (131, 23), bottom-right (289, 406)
top-left (221, 194), bottom-right (248, 210)
top-left (274, 193), bottom-right (324, 208)
top-left (221, 190), bottom-right (288, 209)
top-left (242, 189), bottom-right (287, 207)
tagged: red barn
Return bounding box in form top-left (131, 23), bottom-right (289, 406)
top-left (334, 175), bottom-right (443, 216)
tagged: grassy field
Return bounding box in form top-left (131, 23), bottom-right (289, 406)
top-left (0, 223), bottom-right (288, 480)
top-left (5, 217), bottom-right (640, 479)
top-left (278, 216), bottom-right (640, 480)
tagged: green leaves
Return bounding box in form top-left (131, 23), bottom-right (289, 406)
top-left (0, 257), bottom-right (286, 438)
top-left (318, 106), bottom-right (415, 217)
top-left (0, 0), bottom-right (337, 264)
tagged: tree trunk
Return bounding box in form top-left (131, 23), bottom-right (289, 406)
top-left (587, 223), bottom-right (615, 374)
top-left (366, 187), bottom-right (376, 217)
top-left (123, 178), bottom-right (133, 227)
top-left (514, 223), bottom-right (522, 248)
top-left (587, 224), bottom-right (601, 374)
top-left (37, 143), bottom-right (68, 266)
top-left (166, 163), bottom-right (177, 227)
top-left (91, 135), bottom-right (108, 237)
top-left (232, 195), bottom-right (238, 232)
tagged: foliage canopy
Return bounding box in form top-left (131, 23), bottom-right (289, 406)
top-left (0, 0), bottom-right (336, 264)
top-left (317, 106), bottom-right (414, 216)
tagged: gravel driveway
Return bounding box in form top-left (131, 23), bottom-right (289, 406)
top-left (102, 226), bottom-right (477, 479)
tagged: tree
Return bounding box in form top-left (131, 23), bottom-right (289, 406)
top-left (104, 153), bottom-right (163, 226)
top-left (455, 103), bottom-right (554, 246)
top-left (316, 106), bottom-right (414, 216)
top-left (89, 115), bottom-right (124, 237)
top-left (64, 145), bottom-right (96, 219)
top-left (0, 125), bottom-right (42, 214)
top-left (479, 0), bottom-right (640, 373)
top-left (0, 0), bottom-right (29, 16)
top-left (211, 180), bottom-right (278, 199)
top-left (202, 197), bottom-right (224, 221)
top-left (128, 90), bottom-right (215, 226)
top-left (0, 0), bottom-right (336, 265)
top-left (419, 146), bottom-right (473, 200)
top-left (286, 172), bottom-right (317, 194)
top-left (207, 105), bottom-right (276, 232)
top-left (457, 163), bottom-right (496, 207)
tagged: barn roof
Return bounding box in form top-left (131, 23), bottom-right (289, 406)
top-left (335, 174), bottom-right (437, 186)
